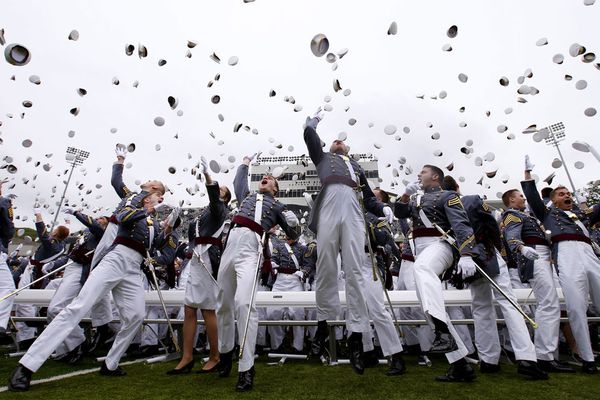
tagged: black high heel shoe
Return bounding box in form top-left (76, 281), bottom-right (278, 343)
top-left (166, 359), bottom-right (195, 375)
top-left (197, 361), bottom-right (221, 374)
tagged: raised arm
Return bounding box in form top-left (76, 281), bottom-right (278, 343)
top-left (520, 180), bottom-right (547, 222)
top-left (234, 162), bottom-right (251, 203)
top-left (72, 210), bottom-right (104, 239)
top-left (303, 108), bottom-right (325, 165)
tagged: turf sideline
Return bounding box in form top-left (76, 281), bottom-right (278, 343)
top-left (0, 358), bottom-right (147, 393)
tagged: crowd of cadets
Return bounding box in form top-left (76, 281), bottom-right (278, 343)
top-left (1, 111), bottom-right (599, 392)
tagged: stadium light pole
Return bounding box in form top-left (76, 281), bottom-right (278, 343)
top-left (49, 147), bottom-right (90, 232)
top-left (542, 122), bottom-right (577, 194)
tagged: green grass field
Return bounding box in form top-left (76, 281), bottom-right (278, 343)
top-left (1, 351), bottom-right (599, 400)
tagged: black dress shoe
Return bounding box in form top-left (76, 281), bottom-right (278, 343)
top-left (363, 350), bottom-right (380, 368)
top-left (517, 360), bottom-right (549, 380)
top-left (347, 332), bottom-right (365, 375)
top-left (435, 360), bottom-right (476, 382)
top-left (235, 367), bottom-right (255, 392)
top-left (480, 360), bottom-right (501, 373)
top-left (86, 324), bottom-right (115, 354)
top-left (197, 361), bottom-right (220, 374)
top-left (139, 345), bottom-right (161, 358)
top-left (8, 364), bottom-right (33, 392)
top-left (99, 361), bottom-right (126, 376)
top-left (387, 353), bottom-right (406, 376)
top-left (218, 350), bottom-right (234, 378)
top-left (538, 360), bottom-right (576, 373)
top-left (68, 345), bottom-right (85, 364)
top-left (582, 361), bottom-right (598, 374)
top-left (166, 359), bottom-right (195, 375)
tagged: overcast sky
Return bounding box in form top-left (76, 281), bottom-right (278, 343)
top-left (1, 0), bottom-right (599, 231)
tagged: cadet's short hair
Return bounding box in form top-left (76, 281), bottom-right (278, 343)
top-left (374, 188), bottom-right (390, 203)
top-left (441, 175), bottom-right (459, 191)
top-left (501, 189), bottom-right (520, 207)
top-left (221, 186), bottom-right (232, 205)
top-left (541, 187), bottom-right (553, 199)
top-left (141, 180), bottom-right (166, 195)
top-left (423, 165), bottom-right (445, 183)
top-left (550, 185), bottom-right (568, 199)
top-left (52, 225), bottom-right (70, 241)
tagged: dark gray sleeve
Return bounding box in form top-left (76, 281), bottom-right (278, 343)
top-left (111, 163), bottom-right (132, 199)
top-left (234, 164), bottom-right (250, 203)
top-left (359, 170), bottom-right (385, 216)
top-left (502, 212), bottom-right (524, 254)
top-left (521, 180), bottom-right (547, 222)
top-left (443, 193), bottom-right (476, 256)
top-left (394, 201), bottom-right (413, 219)
top-left (303, 126), bottom-right (324, 166)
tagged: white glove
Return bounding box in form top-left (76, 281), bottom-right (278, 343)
top-left (199, 156), bottom-right (209, 175)
top-left (457, 256), bottom-right (477, 279)
top-left (312, 106), bottom-right (324, 122)
top-left (381, 206), bottom-right (395, 224)
top-left (282, 210), bottom-right (299, 227)
top-left (42, 261), bottom-right (54, 274)
top-left (33, 207), bottom-right (42, 215)
top-left (404, 181), bottom-right (421, 196)
top-left (524, 155), bottom-right (534, 172)
top-left (166, 207), bottom-right (181, 228)
top-left (293, 270), bottom-right (304, 280)
top-left (520, 246), bottom-right (540, 260)
top-left (243, 153), bottom-right (258, 164)
top-left (575, 191), bottom-right (588, 204)
top-left (115, 144), bottom-right (127, 159)
top-left (63, 208), bottom-right (75, 215)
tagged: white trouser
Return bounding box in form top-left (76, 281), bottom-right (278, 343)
top-left (528, 245), bottom-right (560, 361)
top-left (444, 283), bottom-right (475, 355)
top-left (47, 262), bottom-right (86, 355)
top-left (359, 253), bottom-right (403, 356)
top-left (315, 184), bottom-right (370, 333)
top-left (556, 240), bottom-right (600, 362)
top-left (90, 293), bottom-right (115, 327)
top-left (15, 265), bottom-right (37, 342)
top-left (412, 237), bottom-right (469, 363)
top-left (395, 259), bottom-right (434, 351)
top-left (185, 248), bottom-right (219, 310)
top-left (256, 284), bottom-right (269, 347)
top-left (470, 253), bottom-right (537, 363)
top-left (217, 227), bottom-right (260, 372)
top-left (90, 221), bottom-right (118, 268)
top-left (268, 273), bottom-right (305, 351)
top-left (20, 245), bottom-right (145, 372)
top-left (0, 255), bottom-right (15, 329)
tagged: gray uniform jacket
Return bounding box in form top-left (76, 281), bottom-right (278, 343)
top-left (233, 164), bottom-right (300, 240)
top-left (303, 125), bottom-right (385, 234)
top-left (394, 186), bottom-right (477, 257)
top-left (502, 208), bottom-right (549, 283)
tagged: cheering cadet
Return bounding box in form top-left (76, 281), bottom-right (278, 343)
top-left (216, 154), bottom-right (299, 392)
top-left (303, 109), bottom-right (394, 374)
top-left (395, 165), bottom-right (478, 382)
top-left (521, 155), bottom-right (600, 373)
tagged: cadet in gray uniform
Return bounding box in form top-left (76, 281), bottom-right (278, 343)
top-left (303, 109), bottom-right (394, 375)
top-left (359, 189), bottom-right (406, 375)
top-left (45, 210), bottom-right (108, 363)
top-left (267, 233), bottom-right (309, 353)
top-left (502, 189), bottom-right (574, 373)
top-left (394, 165), bottom-right (478, 382)
top-left (9, 186), bottom-right (170, 391)
top-left (0, 179), bottom-right (15, 338)
top-left (443, 177), bottom-right (547, 380)
top-left (15, 209), bottom-right (69, 345)
top-left (169, 158), bottom-right (231, 374)
top-left (521, 155), bottom-right (600, 374)
top-left (216, 154), bottom-right (299, 392)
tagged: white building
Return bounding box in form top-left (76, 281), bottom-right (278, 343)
top-left (248, 154), bottom-right (381, 210)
